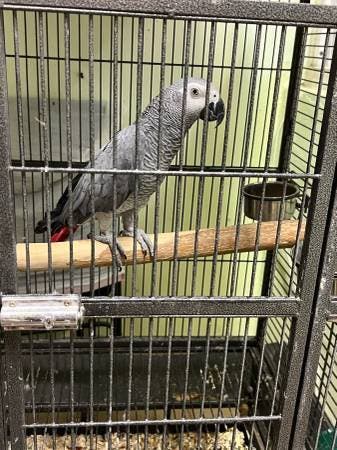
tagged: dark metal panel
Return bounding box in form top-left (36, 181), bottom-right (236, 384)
top-left (82, 297), bottom-right (300, 317)
top-left (4, 0), bottom-right (337, 27)
top-left (0, 6), bottom-right (25, 449)
top-left (274, 36), bottom-right (337, 450)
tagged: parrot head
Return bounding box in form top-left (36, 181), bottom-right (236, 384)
top-left (172, 77), bottom-right (225, 128)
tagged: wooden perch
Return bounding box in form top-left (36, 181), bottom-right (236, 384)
top-left (16, 220), bottom-right (305, 272)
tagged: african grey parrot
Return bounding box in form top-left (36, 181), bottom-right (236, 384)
top-left (35, 77), bottom-right (224, 265)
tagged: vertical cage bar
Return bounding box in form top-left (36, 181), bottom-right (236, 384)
top-left (13, 10), bottom-right (31, 292)
top-left (162, 318), bottom-right (174, 448)
top-left (38, 11), bottom-right (53, 292)
top-left (213, 318), bottom-right (231, 448)
top-left (49, 332), bottom-right (56, 448)
top-left (107, 320), bottom-right (114, 449)
top-left (151, 18), bottom-right (167, 298)
top-left (69, 330), bottom-right (75, 448)
top-left (179, 318), bottom-right (193, 446)
top-left (109, 14), bottom-right (119, 293)
top-left (131, 17), bottom-right (144, 295)
top-left (210, 22), bottom-right (238, 297)
top-left (249, 26), bottom-right (287, 297)
top-left (275, 34), bottom-right (337, 450)
top-left (223, 23), bottom-right (249, 297)
top-left (126, 318), bottom-right (134, 448)
top-left (0, 5), bottom-right (25, 449)
top-left (171, 19), bottom-right (191, 297)
top-left (265, 318), bottom-right (289, 448)
top-left (191, 21), bottom-right (216, 297)
top-left (248, 321), bottom-right (267, 449)
top-left (144, 317), bottom-right (153, 449)
top-left (64, 13), bottom-right (75, 292)
top-left (231, 318), bottom-right (250, 448)
top-left (197, 318), bottom-right (212, 447)
top-left (230, 24), bottom-right (262, 296)
top-left (89, 318), bottom-right (94, 447)
top-left (23, 9), bottom-right (38, 293)
top-left (88, 13), bottom-right (95, 296)
top-left (28, 334), bottom-right (37, 447)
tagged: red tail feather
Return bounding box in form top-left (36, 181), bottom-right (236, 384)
top-left (51, 226), bottom-right (78, 242)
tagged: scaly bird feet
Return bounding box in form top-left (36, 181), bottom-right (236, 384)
top-left (92, 234), bottom-right (126, 271)
top-left (90, 228), bottom-right (154, 270)
top-left (119, 228), bottom-right (154, 258)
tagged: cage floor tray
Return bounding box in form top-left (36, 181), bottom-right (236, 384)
top-left (23, 429), bottom-right (249, 449)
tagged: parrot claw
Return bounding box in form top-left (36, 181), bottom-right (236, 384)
top-left (92, 233), bottom-right (126, 271)
top-left (119, 228), bottom-right (154, 258)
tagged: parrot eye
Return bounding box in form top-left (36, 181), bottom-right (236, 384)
top-left (191, 87), bottom-right (200, 97)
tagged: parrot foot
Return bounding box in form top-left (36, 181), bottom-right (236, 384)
top-left (119, 228), bottom-right (154, 257)
top-left (90, 233), bottom-right (126, 271)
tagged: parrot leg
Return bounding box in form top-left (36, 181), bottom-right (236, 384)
top-left (94, 234), bottom-right (126, 270)
top-left (89, 211), bottom-right (154, 268)
top-left (94, 229), bottom-right (153, 266)
top-left (120, 211), bottom-right (154, 257)
top-left (88, 229), bottom-right (126, 271)
top-left (119, 228), bottom-right (154, 257)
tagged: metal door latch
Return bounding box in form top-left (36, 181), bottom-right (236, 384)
top-left (0, 294), bottom-right (84, 331)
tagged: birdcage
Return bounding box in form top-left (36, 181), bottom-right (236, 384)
top-left (1, 0), bottom-right (337, 449)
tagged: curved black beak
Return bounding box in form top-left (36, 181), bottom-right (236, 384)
top-left (200, 98), bottom-right (225, 127)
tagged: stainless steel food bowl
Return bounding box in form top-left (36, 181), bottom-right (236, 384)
top-left (243, 182), bottom-right (299, 221)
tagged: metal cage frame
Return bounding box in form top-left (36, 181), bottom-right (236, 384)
top-left (1, 1), bottom-right (337, 449)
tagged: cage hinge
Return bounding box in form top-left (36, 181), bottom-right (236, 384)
top-left (0, 294), bottom-right (84, 331)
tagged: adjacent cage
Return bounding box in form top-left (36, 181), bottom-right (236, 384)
top-left (1, 1), bottom-right (337, 449)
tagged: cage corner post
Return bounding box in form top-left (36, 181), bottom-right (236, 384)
top-left (281, 35), bottom-right (337, 450)
top-left (272, 29), bottom-right (337, 450)
top-left (0, 4), bottom-right (26, 450)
